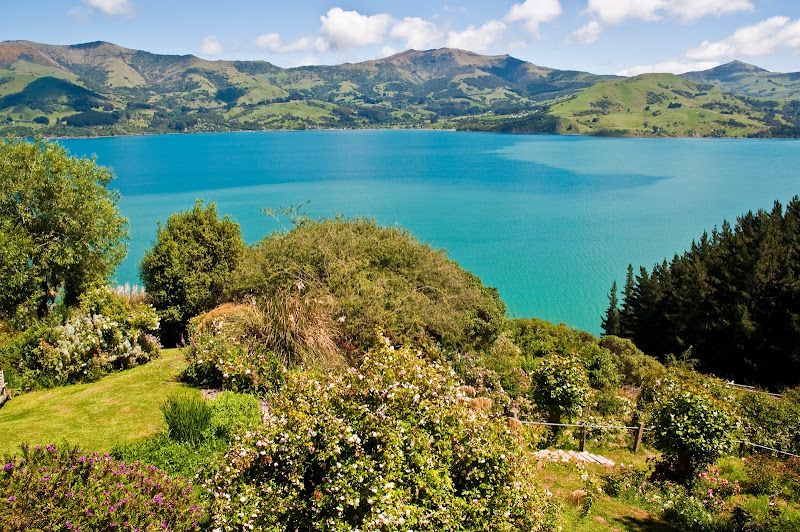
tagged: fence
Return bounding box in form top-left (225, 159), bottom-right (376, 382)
top-left (517, 420), bottom-right (651, 453)
top-left (515, 417), bottom-right (799, 460)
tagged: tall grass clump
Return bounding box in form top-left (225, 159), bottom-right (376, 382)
top-left (161, 393), bottom-right (212, 443)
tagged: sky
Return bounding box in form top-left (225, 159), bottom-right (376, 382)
top-left (2, 0), bottom-right (800, 75)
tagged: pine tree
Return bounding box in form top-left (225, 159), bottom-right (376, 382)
top-left (601, 281), bottom-right (620, 336)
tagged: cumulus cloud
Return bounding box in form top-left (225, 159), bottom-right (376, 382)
top-left (81, 0), bottom-right (134, 16)
top-left (505, 0), bottom-right (562, 39)
top-left (446, 20), bottom-right (506, 51)
top-left (685, 16), bottom-right (800, 60)
top-left (256, 33), bottom-right (319, 54)
top-left (573, 0), bottom-right (754, 44)
top-left (199, 35), bottom-right (224, 56)
top-left (318, 7), bottom-right (392, 51)
top-left (390, 17), bottom-right (444, 50)
top-left (573, 20), bottom-right (603, 44)
top-left (616, 59), bottom-right (720, 76)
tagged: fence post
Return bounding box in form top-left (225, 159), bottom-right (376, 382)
top-left (739, 441), bottom-right (746, 458)
top-left (633, 422), bottom-right (645, 453)
top-left (579, 425), bottom-right (587, 452)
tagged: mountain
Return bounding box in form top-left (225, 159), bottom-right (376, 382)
top-left (0, 40), bottom-right (797, 137)
top-left (682, 60), bottom-right (800, 100)
top-left (0, 40), bottom-right (615, 136)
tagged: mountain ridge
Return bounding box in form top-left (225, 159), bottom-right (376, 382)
top-left (0, 40), bottom-right (798, 137)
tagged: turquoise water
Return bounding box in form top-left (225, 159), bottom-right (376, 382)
top-left (60, 131), bottom-right (800, 334)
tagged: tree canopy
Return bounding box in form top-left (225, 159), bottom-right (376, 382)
top-left (0, 137), bottom-right (128, 318)
top-left (140, 200), bottom-right (245, 344)
top-left (604, 197), bottom-right (800, 389)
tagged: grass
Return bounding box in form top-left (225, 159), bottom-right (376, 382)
top-left (0, 349), bottom-right (196, 455)
top-left (537, 452), bottom-right (680, 532)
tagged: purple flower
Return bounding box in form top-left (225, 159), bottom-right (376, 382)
top-left (3, 464), bottom-right (14, 471)
top-left (7, 496), bottom-right (17, 502)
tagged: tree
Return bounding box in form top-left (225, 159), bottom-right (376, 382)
top-left (140, 200), bottom-right (245, 344)
top-left (0, 137), bottom-right (128, 318)
top-left (601, 281), bottom-right (620, 336)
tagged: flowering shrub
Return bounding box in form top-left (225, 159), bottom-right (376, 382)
top-left (183, 332), bottom-right (285, 395)
top-left (7, 286), bottom-right (160, 390)
top-left (0, 443), bottom-right (204, 531)
top-left (19, 287), bottom-right (160, 387)
top-left (203, 336), bottom-right (561, 531)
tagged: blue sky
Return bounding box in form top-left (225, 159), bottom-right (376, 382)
top-left (3, 0), bottom-right (800, 75)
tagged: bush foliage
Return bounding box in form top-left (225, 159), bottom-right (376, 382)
top-left (202, 336), bottom-right (561, 531)
top-left (1, 286), bottom-right (160, 391)
top-left (230, 218), bottom-right (507, 353)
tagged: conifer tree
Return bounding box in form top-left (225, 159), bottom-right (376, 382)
top-left (601, 281), bottom-right (620, 336)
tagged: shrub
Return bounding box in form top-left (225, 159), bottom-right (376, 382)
top-left (1, 287), bottom-right (160, 391)
top-left (140, 200), bottom-right (245, 344)
top-left (161, 393), bottom-right (212, 443)
top-left (0, 443), bottom-right (204, 531)
top-left (202, 336), bottom-right (562, 532)
top-left (652, 386), bottom-right (737, 483)
top-left (230, 218), bottom-right (507, 353)
top-left (530, 352), bottom-right (590, 426)
top-left (744, 454), bottom-right (800, 503)
top-left (737, 391), bottom-right (800, 455)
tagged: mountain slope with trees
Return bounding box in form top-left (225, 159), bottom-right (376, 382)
top-left (2, 40), bottom-right (799, 137)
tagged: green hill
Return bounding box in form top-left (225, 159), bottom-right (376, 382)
top-left (546, 73), bottom-right (774, 137)
top-left (0, 40), bottom-right (798, 137)
top-left (0, 40), bottom-right (614, 136)
top-left (682, 60), bottom-right (800, 100)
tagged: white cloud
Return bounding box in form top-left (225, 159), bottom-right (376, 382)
top-left (665, 0), bottom-right (754, 24)
top-left (509, 40), bottom-right (528, 49)
top-left (685, 16), bottom-right (800, 60)
top-left (199, 35), bottom-right (224, 56)
top-left (573, 0), bottom-right (753, 44)
top-left (446, 20), bottom-right (506, 51)
top-left (379, 46), bottom-right (399, 58)
top-left (505, 0), bottom-right (562, 39)
top-left (616, 59), bottom-right (720, 76)
top-left (443, 5), bottom-right (467, 13)
top-left (256, 34), bottom-right (318, 54)
top-left (390, 17), bottom-right (444, 50)
top-left (82, 0), bottom-right (134, 16)
top-left (584, 0), bottom-right (662, 26)
top-left (255, 33), bottom-right (282, 51)
top-left (318, 7), bottom-right (392, 51)
top-left (573, 20), bottom-right (603, 44)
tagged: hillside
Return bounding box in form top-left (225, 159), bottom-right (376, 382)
top-left (0, 40), bottom-right (613, 136)
top-left (682, 60), bottom-right (800, 100)
top-left (0, 40), bottom-right (798, 137)
top-left (546, 73), bottom-right (772, 137)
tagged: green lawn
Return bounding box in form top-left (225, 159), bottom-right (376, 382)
top-left (0, 349), bottom-right (196, 455)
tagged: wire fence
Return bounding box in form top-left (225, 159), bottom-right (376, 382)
top-left (515, 419), bottom-right (799, 459)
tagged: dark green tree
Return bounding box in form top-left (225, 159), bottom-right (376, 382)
top-left (601, 280), bottom-right (620, 336)
top-left (0, 137), bottom-right (128, 318)
top-left (140, 200), bottom-right (245, 344)
top-left (613, 197), bottom-right (800, 388)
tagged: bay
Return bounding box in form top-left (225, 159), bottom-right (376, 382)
top-left (60, 130), bottom-right (800, 335)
